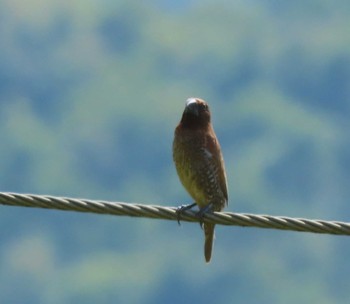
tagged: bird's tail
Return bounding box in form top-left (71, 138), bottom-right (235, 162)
top-left (204, 223), bottom-right (215, 263)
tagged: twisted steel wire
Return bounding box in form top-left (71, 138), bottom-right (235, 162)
top-left (0, 192), bottom-right (349, 235)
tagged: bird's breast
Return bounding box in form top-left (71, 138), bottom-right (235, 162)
top-left (173, 128), bottom-right (223, 209)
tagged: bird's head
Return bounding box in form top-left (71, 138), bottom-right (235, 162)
top-left (181, 97), bottom-right (211, 128)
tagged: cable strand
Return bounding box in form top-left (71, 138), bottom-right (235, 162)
top-left (0, 192), bottom-right (349, 236)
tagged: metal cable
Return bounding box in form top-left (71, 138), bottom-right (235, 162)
top-left (0, 192), bottom-right (349, 235)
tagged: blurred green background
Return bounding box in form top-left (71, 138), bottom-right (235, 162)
top-left (1, 0), bottom-right (350, 303)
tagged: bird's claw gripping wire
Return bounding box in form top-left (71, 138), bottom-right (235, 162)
top-left (176, 202), bottom-right (197, 225)
top-left (176, 202), bottom-right (214, 228)
top-left (197, 203), bottom-right (214, 229)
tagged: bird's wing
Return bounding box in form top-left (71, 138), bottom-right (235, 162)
top-left (204, 131), bottom-right (228, 205)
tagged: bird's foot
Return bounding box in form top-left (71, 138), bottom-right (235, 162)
top-left (197, 203), bottom-right (214, 229)
top-left (176, 202), bottom-right (197, 225)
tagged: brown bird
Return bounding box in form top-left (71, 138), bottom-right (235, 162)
top-left (173, 97), bottom-right (228, 263)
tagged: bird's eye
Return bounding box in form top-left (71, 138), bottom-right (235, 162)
top-left (200, 103), bottom-right (208, 111)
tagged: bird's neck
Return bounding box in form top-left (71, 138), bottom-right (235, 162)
top-left (180, 113), bottom-right (210, 130)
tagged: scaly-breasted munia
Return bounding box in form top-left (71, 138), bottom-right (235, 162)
top-left (173, 97), bottom-right (228, 263)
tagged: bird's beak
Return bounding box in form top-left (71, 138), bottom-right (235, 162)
top-left (185, 98), bottom-right (199, 116)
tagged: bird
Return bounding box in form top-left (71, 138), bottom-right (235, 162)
top-left (173, 97), bottom-right (228, 263)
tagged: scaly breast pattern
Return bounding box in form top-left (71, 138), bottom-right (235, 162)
top-left (173, 128), bottom-right (226, 211)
